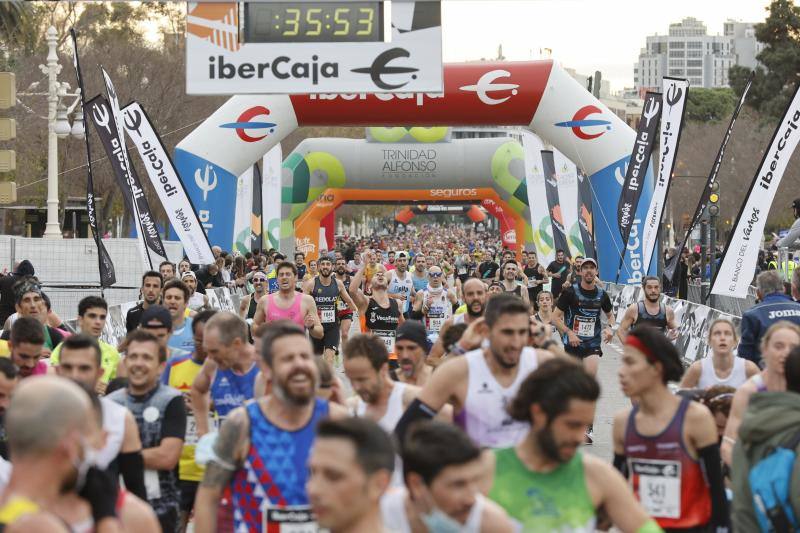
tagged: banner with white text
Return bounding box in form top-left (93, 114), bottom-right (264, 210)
top-left (263, 144), bottom-right (283, 251)
top-left (522, 132), bottom-right (554, 263)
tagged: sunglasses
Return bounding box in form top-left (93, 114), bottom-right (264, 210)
top-left (429, 272), bottom-right (443, 278)
top-left (253, 277), bottom-right (267, 282)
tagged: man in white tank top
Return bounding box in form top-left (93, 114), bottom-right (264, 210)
top-left (412, 266), bottom-right (457, 343)
top-left (680, 318), bottom-right (759, 390)
top-left (387, 252), bottom-right (415, 317)
top-left (381, 421), bottom-right (515, 533)
top-left (428, 278), bottom-right (487, 366)
top-left (395, 294), bottom-right (554, 450)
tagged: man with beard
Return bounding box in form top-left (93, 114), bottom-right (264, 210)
top-left (412, 266), bottom-right (458, 344)
top-left (193, 321), bottom-right (348, 533)
top-left (395, 294), bottom-right (553, 449)
top-left (523, 252), bottom-right (548, 306)
top-left (160, 261), bottom-right (177, 282)
top-left (126, 271), bottom-right (163, 334)
top-left (334, 258), bottom-right (355, 346)
top-left (394, 321), bottom-right (433, 386)
top-left (388, 251), bottom-right (415, 319)
top-left (108, 330), bottom-right (187, 533)
top-left (350, 260), bottom-right (405, 365)
top-left (163, 279), bottom-right (195, 354)
top-left (477, 251), bottom-right (500, 281)
top-left (294, 251), bottom-right (308, 291)
top-left (303, 256), bottom-right (357, 364)
top-left (500, 261), bottom-right (530, 306)
top-left (238, 270), bottom-right (268, 322)
top-left (490, 358), bottom-right (659, 532)
top-left (546, 249), bottom-right (570, 299)
top-left (411, 254), bottom-right (428, 293)
top-left (616, 276), bottom-right (677, 341)
top-left (253, 262), bottom-right (324, 340)
top-left (428, 278), bottom-right (487, 366)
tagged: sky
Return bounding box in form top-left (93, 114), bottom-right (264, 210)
top-left (439, 0), bottom-right (777, 90)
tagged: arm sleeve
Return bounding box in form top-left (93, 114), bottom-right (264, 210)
top-left (394, 398), bottom-right (437, 452)
top-left (601, 292), bottom-right (613, 313)
top-left (160, 396), bottom-right (187, 440)
top-left (612, 453), bottom-right (628, 478)
top-left (117, 451), bottom-right (147, 501)
top-left (736, 313), bottom-right (759, 362)
top-left (556, 287), bottom-right (573, 313)
top-left (698, 443), bottom-right (731, 531)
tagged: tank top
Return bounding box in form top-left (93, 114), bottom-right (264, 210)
top-left (423, 289), bottom-right (451, 338)
top-left (455, 347), bottom-right (538, 448)
top-left (388, 271), bottom-right (414, 314)
top-left (336, 275), bottom-right (353, 314)
top-left (0, 496), bottom-right (41, 529)
top-left (412, 273), bottom-right (428, 292)
top-left (97, 397), bottom-right (127, 469)
top-left (231, 399), bottom-right (329, 533)
top-left (504, 283), bottom-right (523, 298)
top-left (246, 293), bottom-right (260, 320)
top-left (563, 285), bottom-right (605, 350)
top-left (266, 292), bottom-right (304, 327)
top-left (624, 397), bottom-right (712, 529)
top-left (490, 448), bottom-right (596, 532)
top-left (365, 298), bottom-right (400, 354)
top-left (634, 301), bottom-right (668, 331)
top-left (312, 277), bottom-right (340, 326)
top-left (381, 488), bottom-right (485, 533)
top-left (698, 356), bottom-right (748, 389)
top-left (210, 362), bottom-right (259, 422)
top-left (355, 382), bottom-right (406, 432)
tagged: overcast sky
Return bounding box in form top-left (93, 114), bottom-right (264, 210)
top-left (439, 0), bottom-right (778, 90)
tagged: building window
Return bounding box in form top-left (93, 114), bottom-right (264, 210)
top-left (669, 41), bottom-right (685, 49)
top-left (687, 68), bottom-right (703, 76)
top-left (687, 41), bottom-right (702, 49)
top-left (669, 50), bottom-right (685, 58)
top-left (669, 59), bottom-right (684, 67)
top-left (669, 68), bottom-right (684, 76)
top-left (687, 50), bottom-right (703, 58)
top-left (687, 59), bottom-right (703, 67)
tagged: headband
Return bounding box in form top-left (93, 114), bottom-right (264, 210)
top-left (625, 334), bottom-right (657, 364)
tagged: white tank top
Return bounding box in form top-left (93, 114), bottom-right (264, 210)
top-left (698, 355), bottom-right (748, 389)
top-left (380, 487), bottom-right (485, 533)
top-left (456, 347), bottom-right (538, 448)
top-left (423, 289), bottom-right (451, 337)
top-left (388, 271), bottom-right (414, 314)
top-left (355, 381), bottom-right (407, 433)
top-left (97, 397), bottom-right (128, 469)
top-left (453, 313), bottom-right (467, 325)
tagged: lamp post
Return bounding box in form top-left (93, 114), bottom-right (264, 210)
top-left (39, 26), bottom-right (84, 239)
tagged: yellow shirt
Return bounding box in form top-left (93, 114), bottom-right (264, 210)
top-left (49, 339), bottom-right (120, 384)
top-left (162, 352), bottom-right (206, 481)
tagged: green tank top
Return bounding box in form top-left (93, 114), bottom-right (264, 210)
top-left (489, 447), bottom-right (596, 532)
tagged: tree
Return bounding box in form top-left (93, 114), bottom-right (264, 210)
top-left (730, 0), bottom-right (800, 120)
top-left (684, 88), bottom-right (736, 122)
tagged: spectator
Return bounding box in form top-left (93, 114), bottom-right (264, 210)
top-left (0, 280), bottom-right (63, 353)
top-left (0, 260), bottom-right (34, 325)
top-left (738, 270), bottom-right (800, 364)
top-left (772, 198), bottom-right (800, 249)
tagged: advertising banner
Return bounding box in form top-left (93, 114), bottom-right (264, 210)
top-left (233, 165), bottom-right (254, 254)
top-left (554, 149), bottom-right (583, 257)
top-left (522, 132), bottom-right (554, 263)
top-left (616, 91), bottom-right (662, 281)
top-left (712, 83), bottom-right (800, 299)
top-left (121, 102), bottom-right (214, 265)
top-left (69, 29), bottom-right (115, 287)
top-left (263, 144), bottom-right (283, 251)
top-left (576, 172), bottom-right (596, 259)
top-left (642, 78), bottom-right (688, 273)
top-left (251, 162), bottom-right (263, 254)
top-left (541, 150), bottom-right (571, 257)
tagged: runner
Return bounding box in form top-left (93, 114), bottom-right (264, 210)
top-left (394, 320), bottom-right (433, 386)
top-left (721, 321), bottom-right (800, 465)
top-left (252, 261), bottom-right (324, 339)
top-left (383, 420), bottom-right (515, 532)
top-left (546, 249), bottom-right (570, 299)
top-left (523, 252), bottom-right (548, 306)
top-left (163, 279), bottom-right (195, 354)
top-left (349, 260), bottom-right (404, 363)
top-left (499, 260), bottom-right (530, 306)
top-left (490, 358), bottom-right (660, 532)
top-left (303, 256), bottom-right (356, 364)
top-left (428, 278), bottom-right (487, 365)
top-left (613, 326), bottom-right (730, 531)
top-left (616, 276), bottom-right (678, 341)
top-left (181, 271), bottom-right (208, 312)
top-left (387, 251), bottom-right (415, 318)
top-left (159, 261), bottom-right (176, 282)
top-left (532, 291), bottom-right (563, 347)
top-left (334, 257), bottom-right (355, 346)
top-left (395, 294), bottom-right (553, 449)
top-left (552, 257), bottom-right (614, 378)
top-left (412, 265), bottom-right (457, 343)
top-left (126, 271), bottom-right (163, 333)
top-left (294, 252), bottom-right (307, 291)
top-left (411, 253), bottom-right (428, 292)
top-left (193, 321), bottom-right (348, 533)
top-left (4, 318), bottom-right (48, 378)
top-left (237, 270), bottom-right (267, 323)
top-left (108, 329), bottom-right (187, 533)
top-left (680, 318), bottom-right (759, 389)
top-left (307, 418), bottom-right (395, 533)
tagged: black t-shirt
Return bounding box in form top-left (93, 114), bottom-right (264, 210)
top-left (128, 393), bottom-right (187, 441)
top-left (524, 265), bottom-right (546, 299)
top-left (0, 275), bottom-right (21, 325)
top-left (478, 261), bottom-right (499, 280)
top-left (556, 285), bottom-right (613, 315)
top-left (546, 260), bottom-right (570, 295)
top-left (126, 303), bottom-right (145, 333)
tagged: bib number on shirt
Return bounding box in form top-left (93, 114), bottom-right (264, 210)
top-left (374, 330), bottom-right (395, 354)
top-left (428, 317), bottom-right (445, 333)
top-left (631, 459), bottom-right (682, 519)
top-left (573, 315), bottom-right (596, 338)
top-left (264, 505), bottom-right (317, 533)
top-left (185, 414), bottom-right (217, 446)
top-left (320, 308), bottom-right (335, 324)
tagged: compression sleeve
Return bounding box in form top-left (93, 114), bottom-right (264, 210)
top-left (118, 451), bottom-right (147, 501)
top-left (394, 398), bottom-right (437, 451)
top-left (698, 444), bottom-right (731, 532)
top-left (613, 453), bottom-right (628, 478)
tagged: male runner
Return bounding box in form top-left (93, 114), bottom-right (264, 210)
top-left (617, 276), bottom-right (678, 341)
top-left (546, 249), bottom-right (570, 298)
top-left (238, 270), bottom-right (267, 322)
top-left (294, 251), bottom-right (307, 291)
top-left (394, 320), bottom-right (433, 386)
top-left (491, 358), bottom-right (660, 532)
top-left (388, 251), bottom-right (415, 318)
top-left (428, 278), bottom-right (487, 365)
top-left (395, 294), bottom-right (553, 449)
top-left (552, 257), bottom-right (614, 378)
top-left (334, 257), bottom-right (355, 345)
top-left (252, 261), bottom-right (323, 339)
top-left (5, 317), bottom-right (48, 378)
top-left (160, 261), bottom-right (176, 282)
top-left (193, 321), bottom-right (348, 533)
top-left (303, 256), bottom-right (357, 363)
top-left (721, 321), bottom-right (800, 464)
top-left (108, 330), bottom-right (186, 533)
top-left (412, 265), bottom-right (457, 343)
top-left (307, 418), bottom-right (395, 533)
top-left (163, 279), bottom-right (195, 353)
top-left (350, 260), bottom-right (405, 360)
top-left (385, 250), bottom-right (397, 271)
top-left (499, 261), bottom-right (530, 306)
top-left (383, 420), bottom-right (515, 532)
top-left (411, 254), bottom-right (428, 292)
top-left (126, 271), bottom-right (163, 333)
top-left (181, 271), bottom-right (208, 311)
top-left (613, 326), bottom-right (730, 531)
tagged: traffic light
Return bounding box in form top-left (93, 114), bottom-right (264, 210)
top-left (708, 181), bottom-right (720, 216)
top-left (0, 72), bottom-right (15, 185)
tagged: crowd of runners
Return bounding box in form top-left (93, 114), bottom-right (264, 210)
top-left (0, 223), bottom-right (796, 532)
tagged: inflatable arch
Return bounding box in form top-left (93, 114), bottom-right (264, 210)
top-left (395, 205), bottom-right (487, 226)
top-left (176, 60), bottom-right (655, 282)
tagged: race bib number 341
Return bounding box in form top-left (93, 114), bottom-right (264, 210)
top-left (630, 459), bottom-right (682, 519)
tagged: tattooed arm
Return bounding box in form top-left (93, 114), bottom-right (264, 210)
top-left (193, 406), bottom-right (250, 533)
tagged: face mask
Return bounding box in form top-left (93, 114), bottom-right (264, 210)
top-left (420, 508), bottom-right (464, 533)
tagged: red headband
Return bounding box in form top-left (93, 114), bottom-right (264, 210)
top-left (626, 335), bottom-right (657, 364)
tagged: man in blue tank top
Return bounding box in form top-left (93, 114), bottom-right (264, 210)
top-left (193, 321), bottom-right (348, 533)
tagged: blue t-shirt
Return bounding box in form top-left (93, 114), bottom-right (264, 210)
top-left (168, 316), bottom-right (194, 354)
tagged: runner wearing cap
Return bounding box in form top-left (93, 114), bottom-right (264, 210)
top-left (387, 251), bottom-right (415, 319)
top-left (181, 271), bottom-right (208, 312)
top-left (394, 320), bottom-right (432, 386)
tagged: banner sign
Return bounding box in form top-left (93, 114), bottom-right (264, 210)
top-left (541, 150), bottom-right (571, 257)
top-left (576, 172), bottom-right (596, 259)
top-left (666, 73), bottom-right (753, 282)
top-left (86, 94), bottom-right (166, 268)
top-left (711, 83), bottom-right (800, 299)
top-left (233, 165), bottom-right (254, 254)
top-left (554, 149), bottom-right (583, 257)
top-left (69, 30), bottom-right (116, 288)
top-left (642, 78), bottom-right (688, 273)
top-left (616, 91), bottom-right (662, 281)
top-left (263, 145), bottom-right (283, 251)
top-left (522, 132), bottom-right (554, 263)
top-left (121, 102), bottom-right (214, 265)
top-left (251, 162), bottom-right (263, 254)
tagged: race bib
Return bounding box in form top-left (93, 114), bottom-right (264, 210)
top-left (375, 330), bottom-right (395, 353)
top-left (336, 298), bottom-right (348, 311)
top-left (428, 317), bottom-right (445, 333)
top-left (144, 469), bottom-right (161, 500)
top-left (185, 414), bottom-right (217, 446)
top-left (528, 278), bottom-right (538, 288)
top-left (573, 315), bottom-right (596, 338)
top-left (631, 459), bottom-right (681, 519)
top-left (320, 308), bottom-right (335, 324)
top-left (458, 267), bottom-right (467, 275)
top-left (264, 505), bottom-right (318, 533)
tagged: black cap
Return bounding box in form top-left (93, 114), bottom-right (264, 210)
top-left (140, 305), bottom-right (172, 330)
top-left (395, 320), bottom-right (429, 352)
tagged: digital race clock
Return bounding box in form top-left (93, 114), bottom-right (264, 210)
top-left (243, 2), bottom-right (384, 43)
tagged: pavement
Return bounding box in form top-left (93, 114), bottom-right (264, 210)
top-left (585, 340), bottom-right (628, 461)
